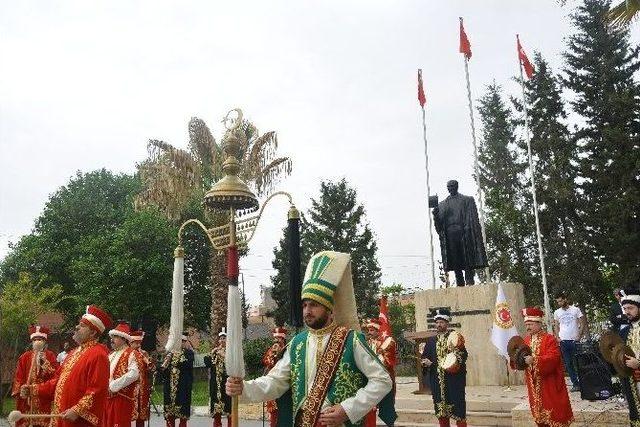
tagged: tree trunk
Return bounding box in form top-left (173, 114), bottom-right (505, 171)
top-left (210, 250), bottom-right (229, 344)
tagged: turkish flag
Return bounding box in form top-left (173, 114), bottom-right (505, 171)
top-left (378, 295), bottom-right (393, 340)
top-left (517, 35), bottom-right (534, 79)
top-left (417, 69), bottom-right (426, 107)
top-left (459, 18), bottom-right (472, 59)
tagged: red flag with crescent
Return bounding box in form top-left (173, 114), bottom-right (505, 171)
top-left (459, 18), bottom-right (472, 59)
top-left (417, 69), bottom-right (426, 107)
top-left (517, 35), bottom-right (534, 79)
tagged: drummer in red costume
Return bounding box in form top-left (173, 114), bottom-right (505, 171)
top-left (518, 307), bottom-right (573, 427)
top-left (261, 327), bottom-right (287, 427)
top-left (103, 322), bottom-right (140, 427)
top-left (130, 330), bottom-right (155, 427)
top-left (12, 325), bottom-right (59, 427)
top-left (22, 305), bottom-right (112, 427)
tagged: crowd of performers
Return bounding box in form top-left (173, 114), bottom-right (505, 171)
top-left (12, 250), bottom-right (640, 427)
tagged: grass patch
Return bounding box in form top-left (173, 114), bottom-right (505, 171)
top-left (151, 380), bottom-right (209, 407)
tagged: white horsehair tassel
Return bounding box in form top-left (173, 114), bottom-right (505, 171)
top-left (225, 285), bottom-right (245, 378)
top-left (165, 247), bottom-right (185, 352)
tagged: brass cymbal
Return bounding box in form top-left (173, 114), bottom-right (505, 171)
top-left (611, 343), bottom-right (635, 378)
top-left (599, 331), bottom-right (624, 364)
top-left (508, 336), bottom-right (525, 359)
top-left (513, 345), bottom-right (532, 371)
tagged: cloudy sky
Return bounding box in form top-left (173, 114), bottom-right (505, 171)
top-left (1, 1), bottom-right (638, 305)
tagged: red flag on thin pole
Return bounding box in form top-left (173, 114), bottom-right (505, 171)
top-left (417, 69), bottom-right (426, 107)
top-left (459, 17), bottom-right (472, 59)
top-left (517, 34), bottom-right (534, 79)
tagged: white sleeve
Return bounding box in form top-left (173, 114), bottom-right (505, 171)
top-left (339, 336), bottom-right (392, 423)
top-left (576, 307), bottom-right (584, 318)
top-left (109, 352), bottom-right (140, 393)
top-left (241, 349), bottom-right (291, 402)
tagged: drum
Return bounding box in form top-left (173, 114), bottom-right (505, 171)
top-left (440, 352), bottom-right (460, 374)
top-left (447, 331), bottom-right (465, 350)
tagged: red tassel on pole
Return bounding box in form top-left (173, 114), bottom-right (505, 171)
top-left (227, 246), bottom-right (239, 279)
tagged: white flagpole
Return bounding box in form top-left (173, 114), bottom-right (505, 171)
top-left (463, 50), bottom-right (491, 283)
top-left (419, 70), bottom-right (437, 290)
top-left (517, 45), bottom-right (551, 326)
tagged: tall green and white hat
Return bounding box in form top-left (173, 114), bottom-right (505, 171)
top-left (301, 250), bottom-right (360, 330)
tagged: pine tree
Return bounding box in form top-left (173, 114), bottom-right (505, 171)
top-left (477, 84), bottom-right (538, 300)
top-left (270, 179), bottom-right (382, 321)
top-left (305, 179), bottom-right (382, 317)
top-left (521, 53), bottom-right (605, 306)
top-left (564, 0), bottom-right (640, 285)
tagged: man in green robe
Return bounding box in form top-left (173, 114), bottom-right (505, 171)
top-left (226, 251), bottom-right (396, 427)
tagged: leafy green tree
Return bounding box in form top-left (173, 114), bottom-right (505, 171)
top-left (0, 170), bottom-right (195, 327)
top-left (0, 273), bottom-right (64, 414)
top-left (477, 84), bottom-right (538, 301)
top-left (381, 284), bottom-right (415, 339)
top-left (0, 273), bottom-right (64, 347)
top-left (564, 0), bottom-right (640, 286)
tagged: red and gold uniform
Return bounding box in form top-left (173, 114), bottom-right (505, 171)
top-left (33, 305), bottom-right (112, 427)
top-left (365, 318), bottom-right (397, 427)
top-left (261, 328), bottom-right (287, 427)
top-left (103, 323), bottom-right (140, 427)
top-left (11, 325), bottom-right (59, 427)
top-left (369, 335), bottom-right (397, 378)
top-left (519, 307), bottom-right (573, 427)
top-left (130, 330), bottom-right (155, 427)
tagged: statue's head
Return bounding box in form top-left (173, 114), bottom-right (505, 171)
top-left (446, 180), bottom-right (459, 195)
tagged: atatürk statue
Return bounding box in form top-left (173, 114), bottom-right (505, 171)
top-left (432, 180), bottom-right (487, 286)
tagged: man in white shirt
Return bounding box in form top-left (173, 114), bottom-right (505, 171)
top-left (104, 322), bottom-right (140, 427)
top-left (553, 292), bottom-right (586, 392)
top-left (56, 341), bottom-right (70, 364)
top-left (226, 251), bottom-right (396, 427)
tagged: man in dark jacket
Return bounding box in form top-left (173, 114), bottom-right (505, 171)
top-left (205, 329), bottom-right (231, 427)
top-left (609, 288), bottom-right (629, 333)
top-left (162, 334), bottom-right (194, 427)
top-left (421, 309), bottom-right (468, 427)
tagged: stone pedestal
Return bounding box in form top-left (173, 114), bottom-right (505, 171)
top-left (414, 282), bottom-right (526, 386)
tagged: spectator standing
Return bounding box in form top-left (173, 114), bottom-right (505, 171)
top-left (609, 288), bottom-right (629, 333)
top-left (56, 342), bottom-right (71, 364)
top-left (553, 292), bottom-right (586, 392)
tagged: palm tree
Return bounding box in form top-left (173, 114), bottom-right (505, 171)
top-left (135, 116), bottom-right (291, 338)
top-left (607, 0), bottom-right (640, 27)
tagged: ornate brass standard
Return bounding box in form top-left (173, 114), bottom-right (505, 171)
top-left (176, 109), bottom-right (297, 427)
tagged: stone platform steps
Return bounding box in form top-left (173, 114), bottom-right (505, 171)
top-left (394, 408), bottom-right (511, 426)
top-left (388, 395), bottom-right (517, 426)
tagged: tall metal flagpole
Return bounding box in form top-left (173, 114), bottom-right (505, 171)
top-left (419, 69), bottom-right (437, 289)
top-left (517, 47), bottom-right (551, 326)
top-left (463, 53), bottom-right (491, 283)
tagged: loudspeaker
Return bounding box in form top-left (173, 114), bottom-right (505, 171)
top-left (575, 343), bottom-right (615, 401)
top-left (138, 318), bottom-right (158, 353)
